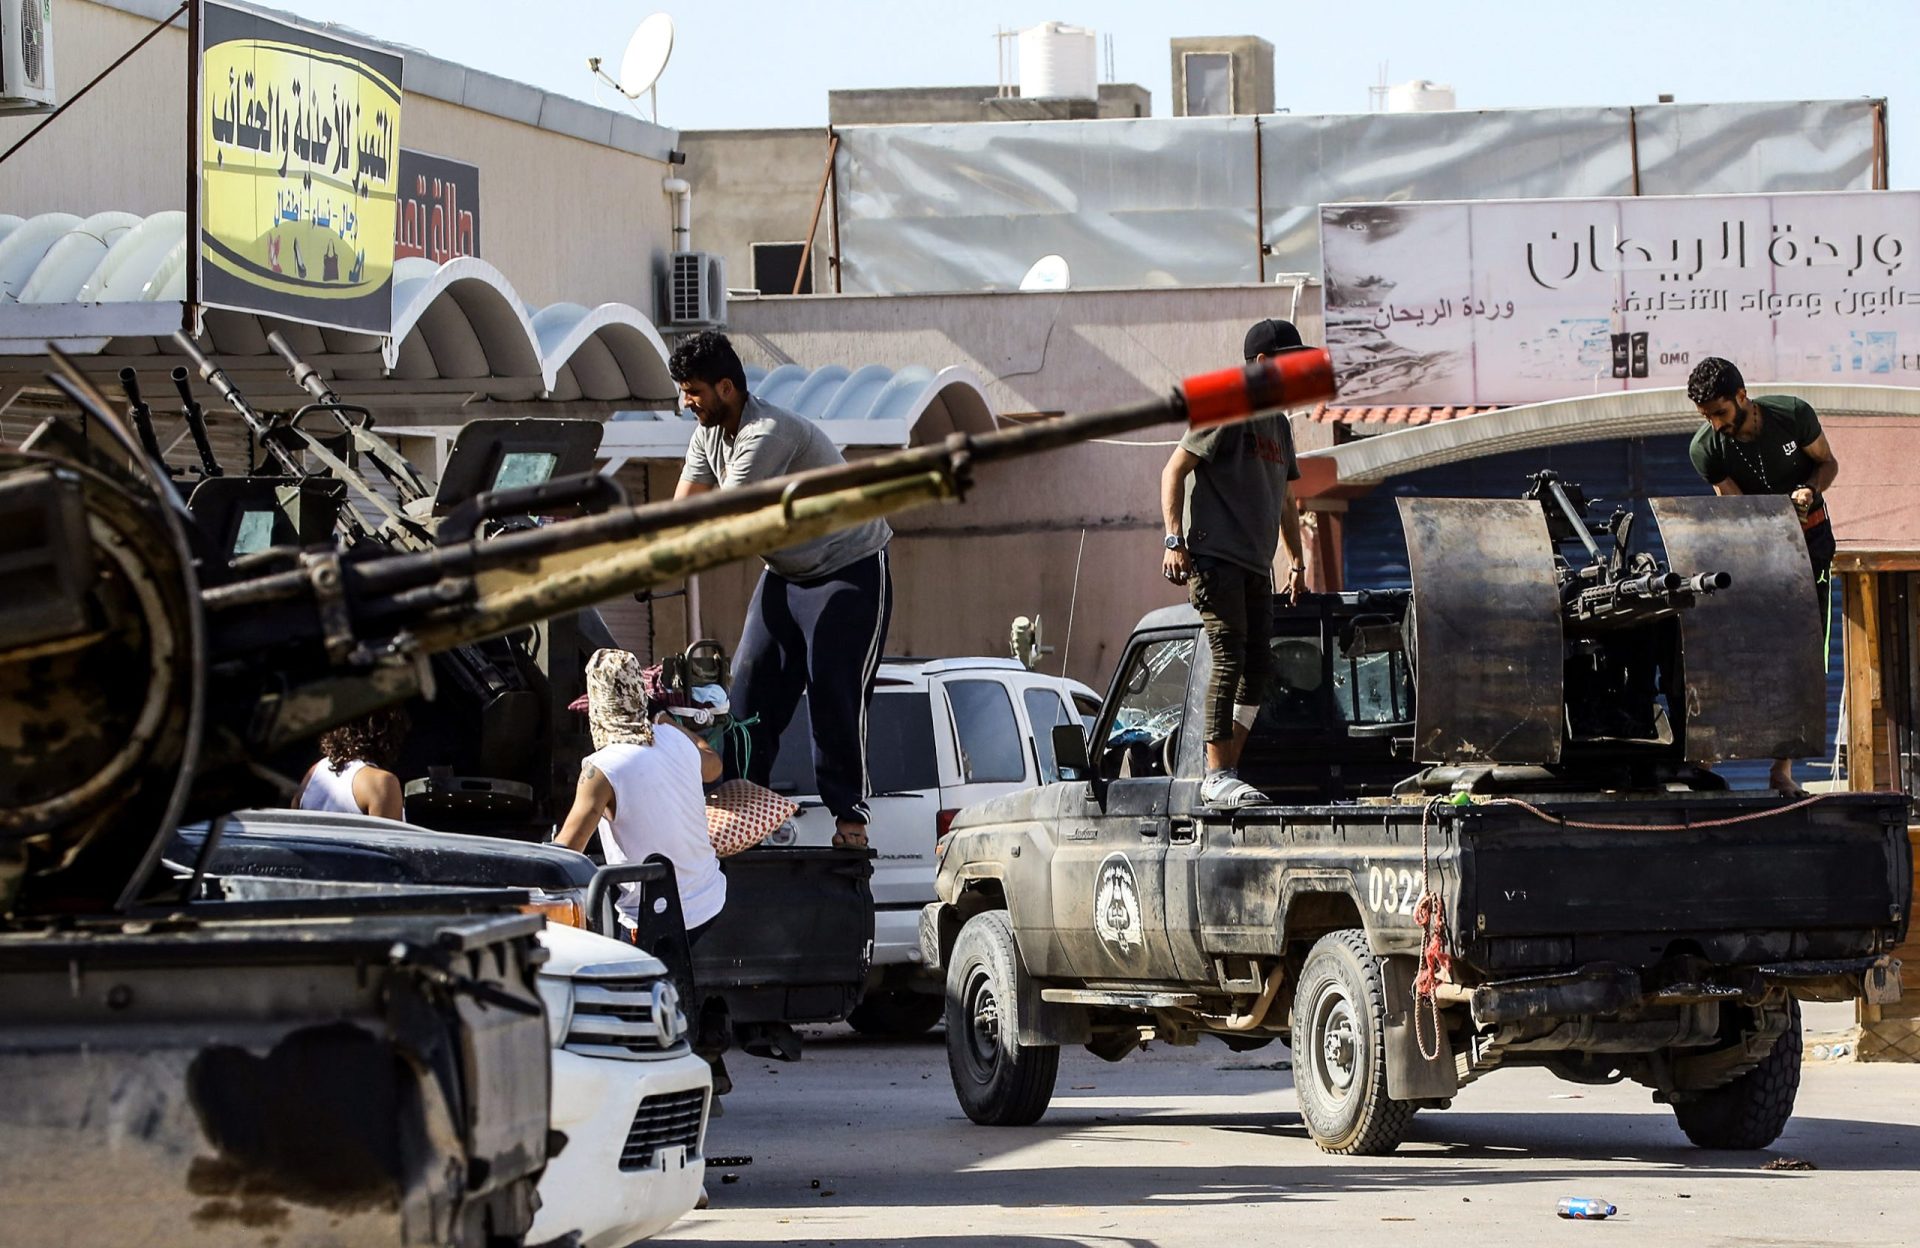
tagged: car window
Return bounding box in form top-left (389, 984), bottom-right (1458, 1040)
top-left (1332, 632), bottom-right (1412, 726)
top-left (1100, 637), bottom-right (1194, 779)
top-left (768, 690), bottom-right (939, 795)
top-left (946, 680), bottom-right (1027, 784)
top-left (1258, 634), bottom-right (1326, 732)
top-left (1023, 687), bottom-right (1074, 784)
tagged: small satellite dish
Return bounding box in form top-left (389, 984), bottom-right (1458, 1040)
top-left (618, 13), bottom-right (675, 99)
top-left (1019, 254), bottom-right (1071, 292)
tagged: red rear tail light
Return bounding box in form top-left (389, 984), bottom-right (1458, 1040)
top-left (936, 808), bottom-right (960, 840)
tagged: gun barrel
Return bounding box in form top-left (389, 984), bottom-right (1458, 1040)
top-left (1683, 571), bottom-right (1732, 594)
top-left (265, 329), bottom-right (341, 405)
top-left (170, 366), bottom-right (223, 478)
top-left (207, 350), bottom-right (1338, 659)
top-left (117, 366), bottom-right (166, 466)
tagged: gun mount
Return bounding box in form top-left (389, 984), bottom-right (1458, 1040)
top-left (1395, 471), bottom-right (1824, 793)
top-left (0, 338), bottom-right (1336, 916)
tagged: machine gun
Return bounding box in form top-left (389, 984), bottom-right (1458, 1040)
top-left (1396, 470), bottom-right (1824, 791)
top-left (0, 339), bottom-right (1336, 915)
top-left (1522, 470), bottom-right (1731, 630)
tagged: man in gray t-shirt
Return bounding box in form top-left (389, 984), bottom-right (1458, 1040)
top-left (672, 332), bottom-right (892, 848)
top-left (1160, 318), bottom-right (1306, 808)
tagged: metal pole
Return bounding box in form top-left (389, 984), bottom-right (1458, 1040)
top-left (1253, 116), bottom-right (1267, 283)
top-left (1628, 106), bottom-right (1642, 196)
top-left (184, 0), bottom-right (202, 334)
top-left (828, 126), bottom-right (844, 294)
top-left (793, 131), bottom-right (839, 295)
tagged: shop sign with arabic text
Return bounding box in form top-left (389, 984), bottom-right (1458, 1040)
top-left (1321, 190), bottom-right (1920, 406)
top-left (198, 2), bottom-right (403, 333)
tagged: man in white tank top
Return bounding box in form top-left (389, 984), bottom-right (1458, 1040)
top-left (555, 649), bottom-right (727, 935)
top-left (295, 708), bottom-right (407, 820)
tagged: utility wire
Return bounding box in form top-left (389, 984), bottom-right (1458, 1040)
top-left (0, 1), bottom-right (189, 169)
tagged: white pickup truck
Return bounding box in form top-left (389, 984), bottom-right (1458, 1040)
top-left (769, 658), bottom-right (1100, 1035)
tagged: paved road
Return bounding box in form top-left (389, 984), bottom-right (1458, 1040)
top-left (662, 1004), bottom-right (1920, 1248)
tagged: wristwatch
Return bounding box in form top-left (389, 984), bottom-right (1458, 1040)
top-left (1164, 534), bottom-right (1187, 551)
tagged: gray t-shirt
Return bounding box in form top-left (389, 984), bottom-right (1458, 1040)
top-left (1179, 412), bottom-right (1300, 577)
top-left (681, 394), bottom-right (892, 581)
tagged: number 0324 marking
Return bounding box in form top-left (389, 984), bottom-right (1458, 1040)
top-left (1366, 865), bottom-right (1419, 917)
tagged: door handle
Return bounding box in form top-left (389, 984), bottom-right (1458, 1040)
top-left (1169, 818), bottom-right (1196, 844)
top-left (1138, 822), bottom-right (1161, 839)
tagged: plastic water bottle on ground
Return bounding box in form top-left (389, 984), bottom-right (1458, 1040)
top-left (1557, 1197), bottom-right (1617, 1219)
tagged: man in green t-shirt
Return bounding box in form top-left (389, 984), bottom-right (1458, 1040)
top-left (1160, 319), bottom-right (1307, 807)
top-left (1686, 356), bottom-right (1842, 795)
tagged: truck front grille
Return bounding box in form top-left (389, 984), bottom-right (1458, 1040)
top-left (564, 976), bottom-right (684, 1057)
top-left (619, 1088), bottom-right (707, 1171)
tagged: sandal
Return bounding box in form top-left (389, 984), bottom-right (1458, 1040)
top-left (831, 825), bottom-right (870, 849)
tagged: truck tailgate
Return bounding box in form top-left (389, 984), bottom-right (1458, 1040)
top-left (1458, 793), bottom-right (1910, 966)
top-left (692, 846), bottom-right (874, 1024)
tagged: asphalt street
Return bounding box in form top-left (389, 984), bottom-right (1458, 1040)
top-left (663, 1003), bottom-right (1920, 1248)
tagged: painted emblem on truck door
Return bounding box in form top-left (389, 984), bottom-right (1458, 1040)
top-left (1094, 853), bottom-right (1144, 956)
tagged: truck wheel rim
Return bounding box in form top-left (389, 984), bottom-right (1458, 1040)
top-left (963, 966), bottom-right (1001, 1070)
top-left (1311, 987), bottom-right (1360, 1098)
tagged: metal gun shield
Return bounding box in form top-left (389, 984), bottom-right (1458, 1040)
top-left (1399, 497), bottom-right (1564, 764)
top-left (1651, 495), bottom-right (1824, 763)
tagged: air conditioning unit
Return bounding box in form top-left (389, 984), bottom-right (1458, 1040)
top-left (0, 0), bottom-right (55, 114)
top-left (664, 251), bottom-right (727, 329)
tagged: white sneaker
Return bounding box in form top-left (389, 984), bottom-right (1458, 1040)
top-left (1201, 770), bottom-right (1268, 808)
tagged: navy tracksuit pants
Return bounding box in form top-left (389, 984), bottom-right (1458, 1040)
top-left (728, 548), bottom-right (892, 825)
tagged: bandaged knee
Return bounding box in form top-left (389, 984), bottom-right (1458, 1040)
top-left (1233, 703), bottom-right (1259, 731)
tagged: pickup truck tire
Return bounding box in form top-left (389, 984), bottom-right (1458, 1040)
top-left (945, 911), bottom-right (1059, 1126)
top-left (848, 989), bottom-right (944, 1038)
top-left (1671, 999), bottom-right (1803, 1150)
top-left (1292, 929), bottom-right (1416, 1156)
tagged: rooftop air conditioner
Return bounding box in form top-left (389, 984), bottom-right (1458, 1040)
top-left (665, 251), bottom-right (727, 329)
top-left (0, 0), bottom-right (54, 114)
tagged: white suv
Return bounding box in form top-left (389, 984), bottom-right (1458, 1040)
top-left (528, 925), bottom-right (711, 1247)
top-left (767, 658), bottom-right (1099, 1035)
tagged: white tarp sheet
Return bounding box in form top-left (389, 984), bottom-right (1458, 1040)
top-left (834, 100), bottom-right (1880, 295)
top-left (1321, 189), bottom-right (1919, 406)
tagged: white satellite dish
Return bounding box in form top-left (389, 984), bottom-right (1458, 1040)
top-left (1019, 254), bottom-right (1071, 292)
top-left (619, 13), bottom-right (675, 99)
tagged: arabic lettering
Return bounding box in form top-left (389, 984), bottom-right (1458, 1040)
top-left (1525, 219), bottom-right (1907, 290)
top-left (1369, 297), bottom-right (1515, 330)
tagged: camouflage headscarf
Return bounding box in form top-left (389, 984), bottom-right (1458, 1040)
top-left (585, 648), bottom-right (655, 751)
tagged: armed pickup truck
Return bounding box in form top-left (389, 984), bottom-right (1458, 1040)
top-left (923, 482), bottom-right (1911, 1155)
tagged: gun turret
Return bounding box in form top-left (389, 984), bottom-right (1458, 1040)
top-left (1524, 470), bottom-right (1730, 631)
top-left (2, 339), bottom-right (1337, 914)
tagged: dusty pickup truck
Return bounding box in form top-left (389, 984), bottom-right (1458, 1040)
top-left (923, 484), bottom-right (1911, 1155)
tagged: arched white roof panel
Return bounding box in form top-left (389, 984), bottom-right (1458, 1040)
top-left (904, 365), bottom-right (998, 442)
top-left (4, 212), bottom-right (672, 407)
top-left (0, 212), bottom-right (81, 302)
top-left (80, 211), bottom-right (186, 303)
top-left (385, 255), bottom-right (545, 384)
top-left (787, 364), bottom-right (851, 419)
top-left (755, 363), bottom-right (809, 408)
top-left (866, 366), bottom-right (937, 421)
top-left (19, 212), bottom-right (141, 304)
top-left (818, 363), bottom-right (895, 421)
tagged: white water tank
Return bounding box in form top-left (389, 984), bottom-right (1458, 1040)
top-left (1385, 79), bottom-right (1457, 112)
top-left (1018, 22), bottom-right (1098, 100)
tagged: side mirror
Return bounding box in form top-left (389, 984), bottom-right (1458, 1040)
top-left (1052, 723), bottom-right (1092, 782)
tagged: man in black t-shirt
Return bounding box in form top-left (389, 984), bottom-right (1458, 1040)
top-left (1686, 356), bottom-right (1842, 795)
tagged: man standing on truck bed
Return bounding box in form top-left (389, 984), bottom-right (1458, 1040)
top-left (1160, 318), bottom-right (1308, 807)
top-left (1686, 356), bottom-right (1841, 796)
top-left (671, 331), bottom-right (893, 850)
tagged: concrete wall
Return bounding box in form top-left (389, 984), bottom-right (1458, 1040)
top-left (598, 283), bottom-right (1327, 691)
top-left (1169, 36), bottom-right (1275, 116)
top-left (0, 1), bottom-right (676, 316)
top-left (829, 84), bottom-right (1152, 125)
top-left (678, 128), bottom-right (833, 297)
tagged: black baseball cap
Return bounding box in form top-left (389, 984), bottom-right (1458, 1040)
top-left (1244, 318), bottom-right (1305, 360)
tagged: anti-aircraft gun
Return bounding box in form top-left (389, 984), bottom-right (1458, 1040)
top-left (1392, 468), bottom-right (1825, 794)
top-left (0, 337), bottom-right (1334, 1244)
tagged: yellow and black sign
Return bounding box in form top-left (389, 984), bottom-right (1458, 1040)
top-left (198, 3), bottom-right (403, 333)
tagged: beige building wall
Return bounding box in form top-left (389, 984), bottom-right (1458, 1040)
top-left (679, 127), bottom-right (834, 298)
top-left (601, 284), bottom-right (1329, 692)
top-left (0, 1), bottom-right (676, 316)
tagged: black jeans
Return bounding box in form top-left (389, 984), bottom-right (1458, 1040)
top-left (1189, 556), bottom-right (1274, 746)
top-left (728, 548), bottom-right (893, 824)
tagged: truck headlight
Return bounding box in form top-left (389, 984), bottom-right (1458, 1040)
top-left (536, 974), bottom-right (573, 1048)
